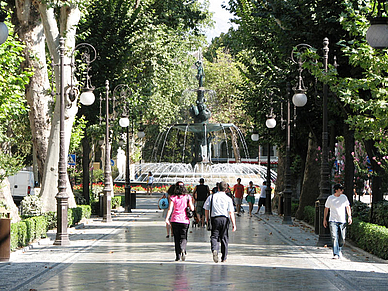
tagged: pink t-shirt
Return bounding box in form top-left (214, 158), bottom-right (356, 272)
top-left (170, 194), bottom-right (190, 224)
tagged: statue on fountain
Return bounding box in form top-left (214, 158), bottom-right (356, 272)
top-left (189, 60), bottom-right (211, 124)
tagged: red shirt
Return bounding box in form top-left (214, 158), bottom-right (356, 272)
top-left (233, 184), bottom-right (244, 199)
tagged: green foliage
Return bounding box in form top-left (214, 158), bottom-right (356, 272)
top-left (20, 195), bottom-right (43, 216)
top-left (111, 196), bottom-right (124, 209)
top-left (373, 201), bottom-right (388, 228)
top-left (69, 115), bottom-right (88, 154)
top-left (352, 200), bottom-right (370, 222)
top-left (44, 211), bottom-right (57, 230)
top-left (0, 21), bottom-right (33, 179)
top-left (10, 215), bottom-right (48, 251)
top-left (348, 218), bottom-right (388, 260)
top-left (291, 201), bottom-right (299, 217)
top-left (303, 206), bottom-right (315, 225)
top-left (68, 205), bottom-right (91, 227)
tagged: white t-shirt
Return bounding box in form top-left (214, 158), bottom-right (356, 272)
top-left (259, 185), bottom-right (267, 198)
top-left (325, 194), bottom-right (350, 223)
top-left (203, 192), bottom-right (234, 217)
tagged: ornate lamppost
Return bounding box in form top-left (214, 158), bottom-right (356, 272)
top-left (100, 80), bottom-right (113, 223)
top-left (0, 4), bottom-right (8, 45)
top-left (54, 38), bottom-right (96, 245)
top-left (291, 39), bottom-right (335, 246)
top-left (116, 85), bottom-right (145, 212)
top-left (265, 109), bottom-right (276, 215)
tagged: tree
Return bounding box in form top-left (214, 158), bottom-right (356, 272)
top-left (0, 18), bottom-right (32, 220)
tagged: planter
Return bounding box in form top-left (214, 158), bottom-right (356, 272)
top-left (0, 212), bottom-right (11, 262)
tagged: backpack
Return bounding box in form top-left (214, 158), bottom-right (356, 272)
top-left (159, 197), bottom-right (169, 209)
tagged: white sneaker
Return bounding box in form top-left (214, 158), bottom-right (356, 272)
top-left (212, 250), bottom-right (219, 263)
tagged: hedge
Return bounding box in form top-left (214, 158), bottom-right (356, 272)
top-left (348, 218), bottom-right (388, 260)
top-left (10, 216), bottom-right (48, 251)
top-left (112, 196), bottom-right (125, 209)
top-left (10, 205), bottom-right (91, 251)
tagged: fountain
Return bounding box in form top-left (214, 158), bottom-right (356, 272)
top-left (122, 53), bottom-right (277, 187)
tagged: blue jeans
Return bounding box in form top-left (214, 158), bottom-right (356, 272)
top-left (329, 221), bottom-right (346, 256)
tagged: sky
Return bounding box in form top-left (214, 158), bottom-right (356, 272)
top-left (205, 0), bottom-right (234, 43)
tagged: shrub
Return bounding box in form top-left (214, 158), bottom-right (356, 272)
top-left (291, 201), bottom-right (299, 217)
top-left (112, 196), bottom-right (124, 209)
top-left (79, 205), bottom-right (91, 219)
top-left (24, 217), bottom-right (36, 243)
top-left (373, 201), bottom-right (388, 228)
top-left (74, 190), bottom-right (87, 205)
top-left (20, 195), bottom-right (42, 216)
top-left (348, 218), bottom-right (388, 260)
top-left (34, 216), bottom-right (47, 239)
top-left (44, 211), bottom-right (57, 229)
top-left (303, 206), bottom-right (315, 225)
top-left (352, 200), bottom-right (370, 222)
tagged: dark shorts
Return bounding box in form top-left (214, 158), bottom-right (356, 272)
top-left (196, 200), bottom-right (205, 216)
top-left (258, 197), bottom-right (266, 207)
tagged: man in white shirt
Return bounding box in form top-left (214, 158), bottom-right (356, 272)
top-left (323, 183), bottom-right (352, 259)
top-left (204, 181), bottom-right (236, 263)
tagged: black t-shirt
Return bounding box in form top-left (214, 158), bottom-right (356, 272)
top-left (196, 184), bottom-right (209, 201)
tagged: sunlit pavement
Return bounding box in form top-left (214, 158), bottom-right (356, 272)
top-left (1, 194), bottom-right (387, 291)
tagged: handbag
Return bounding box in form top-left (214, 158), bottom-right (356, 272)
top-left (186, 195), bottom-right (193, 218)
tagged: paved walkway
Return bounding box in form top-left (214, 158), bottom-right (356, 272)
top-left (1, 195), bottom-right (387, 291)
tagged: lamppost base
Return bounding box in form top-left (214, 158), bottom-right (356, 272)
top-left (282, 216), bottom-right (293, 225)
top-left (53, 234), bottom-right (70, 246)
top-left (317, 234), bottom-right (332, 247)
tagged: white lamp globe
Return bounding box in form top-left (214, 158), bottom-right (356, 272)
top-left (266, 117), bottom-right (277, 129)
top-left (251, 133), bottom-right (259, 141)
top-left (137, 130), bottom-right (145, 139)
top-left (80, 90), bottom-right (95, 106)
top-left (292, 92), bottom-right (307, 107)
top-left (0, 22), bottom-right (8, 45)
top-left (366, 19), bottom-right (388, 49)
top-left (119, 117), bottom-right (130, 128)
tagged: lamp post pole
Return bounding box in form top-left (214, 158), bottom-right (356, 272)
top-left (316, 38), bottom-right (332, 246)
top-left (283, 89), bottom-right (293, 224)
top-left (265, 110), bottom-right (276, 215)
top-left (265, 141), bottom-right (273, 215)
top-left (53, 38), bottom-right (96, 244)
top-left (103, 80), bottom-right (112, 223)
top-left (54, 38), bottom-right (70, 245)
top-left (124, 123), bottom-right (132, 212)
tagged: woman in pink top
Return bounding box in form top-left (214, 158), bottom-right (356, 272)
top-left (165, 181), bottom-right (194, 261)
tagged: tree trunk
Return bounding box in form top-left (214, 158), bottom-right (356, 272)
top-left (35, 2), bottom-right (81, 212)
top-left (82, 132), bottom-right (90, 205)
top-left (12, 1), bottom-right (51, 186)
top-left (0, 179), bottom-right (20, 223)
top-left (344, 124), bottom-right (354, 205)
top-left (295, 132), bottom-right (320, 220)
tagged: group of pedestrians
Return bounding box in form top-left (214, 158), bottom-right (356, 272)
top-left (160, 179), bottom-right (352, 262)
top-left (162, 180), bottom-right (236, 263)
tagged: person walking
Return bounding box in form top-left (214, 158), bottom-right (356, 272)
top-left (323, 183), bottom-right (352, 259)
top-left (165, 181), bottom-right (194, 261)
top-left (193, 178), bottom-right (210, 227)
top-left (246, 181), bottom-right (257, 217)
top-left (204, 181), bottom-right (236, 263)
top-left (255, 181), bottom-right (267, 214)
top-left (233, 178), bottom-right (244, 216)
top-left (146, 172), bottom-right (154, 195)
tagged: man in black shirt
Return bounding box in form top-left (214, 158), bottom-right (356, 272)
top-left (193, 178), bottom-right (210, 227)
